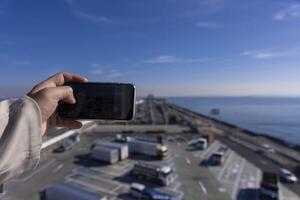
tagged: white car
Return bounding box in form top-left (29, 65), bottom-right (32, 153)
top-left (280, 168), bottom-right (298, 183)
top-left (262, 143), bottom-right (275, 153)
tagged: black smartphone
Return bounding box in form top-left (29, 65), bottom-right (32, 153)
top-left (58, 82), bottom-right (136, 120)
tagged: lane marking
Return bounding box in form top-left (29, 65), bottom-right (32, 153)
top-left (66, 178), bottom-right (116, 195)
top-left (259, 160), bottom-right (267, 165)
top-left (52, 164), bottom-right (64, 173)
top-left (217, 151), bottom-right (234, 180)
top-left (185, 158), bottom-right (191, 165)
top-left (231, 159), bottom-right (246, 199)
top-left (13, 159), bottom-right (56, 182)
top-left (198, 181), bottom-right (208, 195)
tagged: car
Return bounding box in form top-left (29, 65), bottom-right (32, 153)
top-left (262, 143), bottom-right (275, 153)
top-left (130, 183), bottom-right (181, 200)
top-left (280, 168), bottom-right (298, 183)
top-left (218, 145), bottom-right (228, 153)
top-left (209, 152), bottom-right (224, 166)
top-left (52, 134), bottom-right (80, 153)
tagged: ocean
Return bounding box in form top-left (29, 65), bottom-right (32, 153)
top-left (167, 97), bottom-right (300, 145)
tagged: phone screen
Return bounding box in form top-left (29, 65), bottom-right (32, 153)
top-left (58, 82), bottom-right (135, 120)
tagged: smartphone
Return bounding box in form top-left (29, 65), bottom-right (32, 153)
top-left (58, 82), bottom-right (136, 120)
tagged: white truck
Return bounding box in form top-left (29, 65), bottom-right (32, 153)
top-left (130, 162), bottom-right (174, 186)
top-left (92, 141), bottom-right (129, 160)
top-left (90, 146), bottom-right (119, 164)
top-left (40, 182), bottom-right (107, 200)
top-left (128, 140), bottom-right (168, 159)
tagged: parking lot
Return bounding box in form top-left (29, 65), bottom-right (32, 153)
top-left (1, 132), bottom-right (299, 200)
top-left (188, 138), bottom-right (300, 200)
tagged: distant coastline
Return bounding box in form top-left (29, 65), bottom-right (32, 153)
top-left (167, 101), bottom-right (300, 152)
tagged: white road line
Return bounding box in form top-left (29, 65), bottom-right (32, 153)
top-left (185, 158), bottom-right (191, 165)
top-left (111, 185), bottom-right (123, 193)
top-left (52, 164), bottom-right (64, 173)
top-left (198, 181), bottom-right (208, 195)
top-left (231, 159), bottom-right (246, 199)
top-left (13, 159), bottom-right (56, 182)
top-left (260, 160), bottom-right (267, 165)
top-left (217, 151), bottom-right (234, 180)
top-left (256, 168), bottom-right (261, 188)
top-left (66, 178), bottom-right (116, 195)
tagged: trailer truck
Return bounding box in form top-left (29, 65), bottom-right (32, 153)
top-left (90, 146), bottom-right (119, 164)
top-left (128, 140), bottom-right (168, 159)
top-left (40, 182), bottom-right (107, 200)
top-left (260, 172), bottom-right (279, 200)
top-left (92, 141), bottom-right (129, 160)
top-left (130, 162), bottom-right (174, 186)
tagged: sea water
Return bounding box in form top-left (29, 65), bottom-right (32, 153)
top-left (167, 97), bottom-right (300, 145)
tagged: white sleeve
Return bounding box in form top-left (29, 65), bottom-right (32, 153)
top-left (0, 96), bottom-right (42, 183)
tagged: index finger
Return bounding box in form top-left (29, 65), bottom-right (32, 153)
top-left (47, 72), bottom-right (88, 86)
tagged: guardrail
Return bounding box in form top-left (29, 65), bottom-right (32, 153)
top-left (41, 121), bottom-right (95, 149)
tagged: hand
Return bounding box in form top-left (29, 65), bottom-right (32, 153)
top-left (27, 72), bottom-right (88, 136)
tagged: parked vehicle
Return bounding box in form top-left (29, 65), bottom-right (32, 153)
top-left (202, 133), bottom-right (214, 145)
top-left (260, 172), bottom-right (279, 200)
top-left (262, 144), bottom-right (275, 153)
top-left (217, 144), bottom-right (228, 153)
top-left (130, 162), bottom-right (174, 186)
top-left (92, 141), bottom-right (129, 160)
top-left (53, 134), bottom-right (80, 153)
top-left (280, 168), bottom-right (298, 183)
top-left (40, 182), bottom-right (107, 200)
top-left (210, 152), bottom-right (224, 166)
top-left (90, 146), bottom-right (119, 164)
top-left (128, 140), bottom-right (168, 159)
top-left (188, 138), bottom-right (207, 150)
top-left (136, 135), bottom-right (165, 145)
top-left (130, 183), bottom-right (181, 200)
top-left (115, 134), bottom-right (133, 143)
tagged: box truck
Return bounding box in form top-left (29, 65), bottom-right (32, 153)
top-left (128, 140), bottom-right (168, 159)
top-left (92, 142), bottom-right (129, 160)
top-left (90, 146), bottom-right (119, 164)
top-left (130, 162), bottom-right (174, 186)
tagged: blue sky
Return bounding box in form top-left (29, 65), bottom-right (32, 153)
top-left (0, 0), bottom-right (300, 97)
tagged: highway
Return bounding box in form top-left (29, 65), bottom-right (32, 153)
top-left (218, 135), bottom-right (300, 197)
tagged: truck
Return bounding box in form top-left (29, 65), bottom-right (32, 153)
top-left (92, 141), bottom-right (129, 160)
top-left (202, 133), bottom-right (214, 145)
top-left (128, 140), bottom-right (168, 159)
top-left (90, 146), bottom-right (119, 164)
top-left (260, 172), bottom-right (279, 200)
top-left (136, 135), bottom-right (165, 144)
top-left (40, 182), bottom-right (107, 200)
top-left (130, 162), bottom-right (174, 186)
